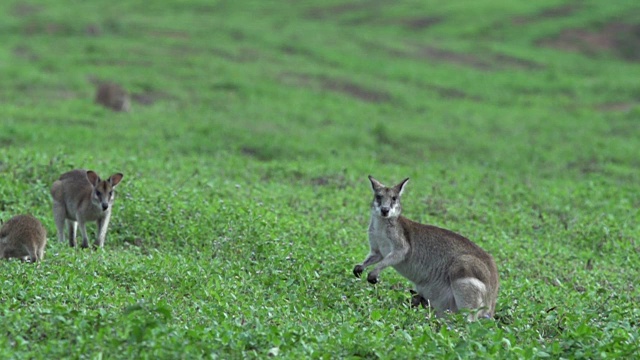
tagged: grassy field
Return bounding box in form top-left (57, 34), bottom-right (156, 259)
top-left (1, 0), bottom-right (639, 358)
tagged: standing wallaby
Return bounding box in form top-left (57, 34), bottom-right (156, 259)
top-left (0, 214), bottom-right (47, 262)
top-left (51, 169), bottom-right (123, 248)
top-left (353, 176), bottom-right (499, 321)
top-left (95, 82), bottom-right (131, 112)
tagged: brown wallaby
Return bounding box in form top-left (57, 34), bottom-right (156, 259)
top-left (95, 82), bottom-right (131, 112)
top-left (353, 176), bottom-right (499, 321)
top-left (0, 214), bottom-right (47, 262)
top-left (51, 169), bottom-right (123, 248)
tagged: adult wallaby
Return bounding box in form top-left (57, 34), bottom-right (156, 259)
top-left (0, 214), bottom-right (47, 262)
top-left (51, 169), bottom-right (123, 248)
top-left (353, 176), bottom-right (499, 321)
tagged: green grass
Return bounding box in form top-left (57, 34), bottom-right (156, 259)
top-left (1, 0), bottom-right (639, 358)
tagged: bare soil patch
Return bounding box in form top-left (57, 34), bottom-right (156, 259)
top-left (512, 4), bottom-right (578, 25)
top-left (538, 22), bottom-right (640, 62)
top-left (402, 16), bottom-right (443, 30)
top-left (279, 73), bottom-right (391, 103)
top-left (594, 102), bottom-right (637, 112)
top-left (358, 40), bottom-right (543, 71)
top-left (12, 2), bottom-right (42, 17)
top-left (306, 1), bottom-right (383, 19)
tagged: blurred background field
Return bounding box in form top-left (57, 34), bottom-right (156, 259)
top-left (0, 0), bottom-right (639, 358)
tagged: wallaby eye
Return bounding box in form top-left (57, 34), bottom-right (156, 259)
top-left (392, 196), bottom-right (397, 201)
top-left (109, 191), bottom-right (113, 197)
top-left (96, 191), bottom-right (102, 197)
top-left (375, 195), bottom-right (382, 202)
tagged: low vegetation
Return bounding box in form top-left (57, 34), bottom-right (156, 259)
top-left (1, 0), bottom-right (638, 358)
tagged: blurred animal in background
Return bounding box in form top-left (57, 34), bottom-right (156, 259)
top-left (0, 214), bottom-right (47, 263)
top-left (95, 82), bottom-right (131, 112)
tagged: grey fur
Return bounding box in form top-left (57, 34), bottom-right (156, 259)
top-left (0, 214), bottom-right (47, 262)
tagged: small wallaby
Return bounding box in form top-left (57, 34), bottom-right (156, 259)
top-left (353, 176), bottom-right (499, 321)
top-left (51, 169), bottom-right (124, 248)
top-left (0, 214), bottom-right (47, 262)
top-left (95, 82), bottom-right (131, 112)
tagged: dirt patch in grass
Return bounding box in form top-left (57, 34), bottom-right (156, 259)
top-left (211, 47), bottom-right (261, 63)
top-left (358, 40), bottom-right (543, 71)
top-left (420, 84), bottom-right (482, 101)
top-left (12, 2), bottom-right (42, 17)
top-left (13, 46), bottom-right (39, 61)
top-left (538, 22), bottom-right (640, 62)
top-left (594, 102), bottom-right (637, 112)
top-left (280, 73), bottom-right (391, 103)
top-left (306, 1), bottom-right (382, 19)
top-left (346, 15), bottom-right (443, 31)
top-left (131, 91), bottom-right (172, 106)
top-left (279, 45), bottom-right (341, 67)
top-left (321, 78), bottom-right (391, 103)
top-left (402, 16), bottom-right (443, 30)
top-left (512, 4), bottom-right (579, 25)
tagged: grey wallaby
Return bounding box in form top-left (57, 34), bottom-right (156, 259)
top-left (0, 214), bottom-right (47, 262)
top-left (51, 169), bottom-right (123, 248)
top-left (353, 176), bottom-right (499, 320)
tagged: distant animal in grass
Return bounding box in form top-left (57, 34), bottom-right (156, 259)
top-left (0, 214), bottom-right (47, 263)
top-left (353, 176), bottom-right (499, 321)
top-left (95, 82), bottom-right (131, 112)
top-left (51, 169), bottom-right (124, 248)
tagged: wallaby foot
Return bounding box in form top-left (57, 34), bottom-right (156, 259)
top-left (410, 290), bottom-right (430, 308)
top-left (353, 265), bottom-right (364, 278)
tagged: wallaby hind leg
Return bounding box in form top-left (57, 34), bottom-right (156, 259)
top-left (37, 242), bottom-right (45, 261)
top-left (68, 221), bottom-right (78, 247)
top-left (410, 290), bottom-right (430, 308)
top-left (53, 201), bottom-right (67, 243)
top-left (95, 211), bottom-right (112, 248)
top-left (28, 245), bottom-right (39, 263)
top-left (451, 277), bottom-right (489, 321)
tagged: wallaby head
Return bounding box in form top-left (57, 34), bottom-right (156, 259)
top-left (87, 171), bottom-right (123, 212)
top-left (368, 175), bottom-right (409, 218)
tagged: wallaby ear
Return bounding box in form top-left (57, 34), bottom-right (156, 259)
top-left (86, 171), bottom-right (100, 187)
top-left (395, 178), bottom-right (409, 196)
top-left (109, 173), bottom-right (124, 187)
top-left (368, 175), bottom-right (384, 192)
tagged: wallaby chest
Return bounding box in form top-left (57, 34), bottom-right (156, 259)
top-left (368, 216), bottom-right (406, 257)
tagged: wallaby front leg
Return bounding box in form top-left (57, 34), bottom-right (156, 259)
top-left (353, 251), bottom-right (383, 278)
top-left (78, 221), bottom-right (90, 249)
top-left (68, 221), bottom-right (77, 247)
top-left (52, 202), bottom-right (67, 243)
top-left (96, 211), bottom-right (111, 248)
top-left (367, 248), bottom-right (409, 284)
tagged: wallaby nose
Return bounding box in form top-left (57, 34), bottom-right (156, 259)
top-left (102, 203), bottom-right (109, 211)
top-left (381, 207), bottom-right (390, 216)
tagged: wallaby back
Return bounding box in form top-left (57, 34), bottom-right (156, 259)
top-left (0, 214), bottom-right (47, 262)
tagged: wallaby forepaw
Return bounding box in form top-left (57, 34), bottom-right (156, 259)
top-left (353, 265), bottom-right (364, 278)
top-left (366, 273), bottom-right (378, 284)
